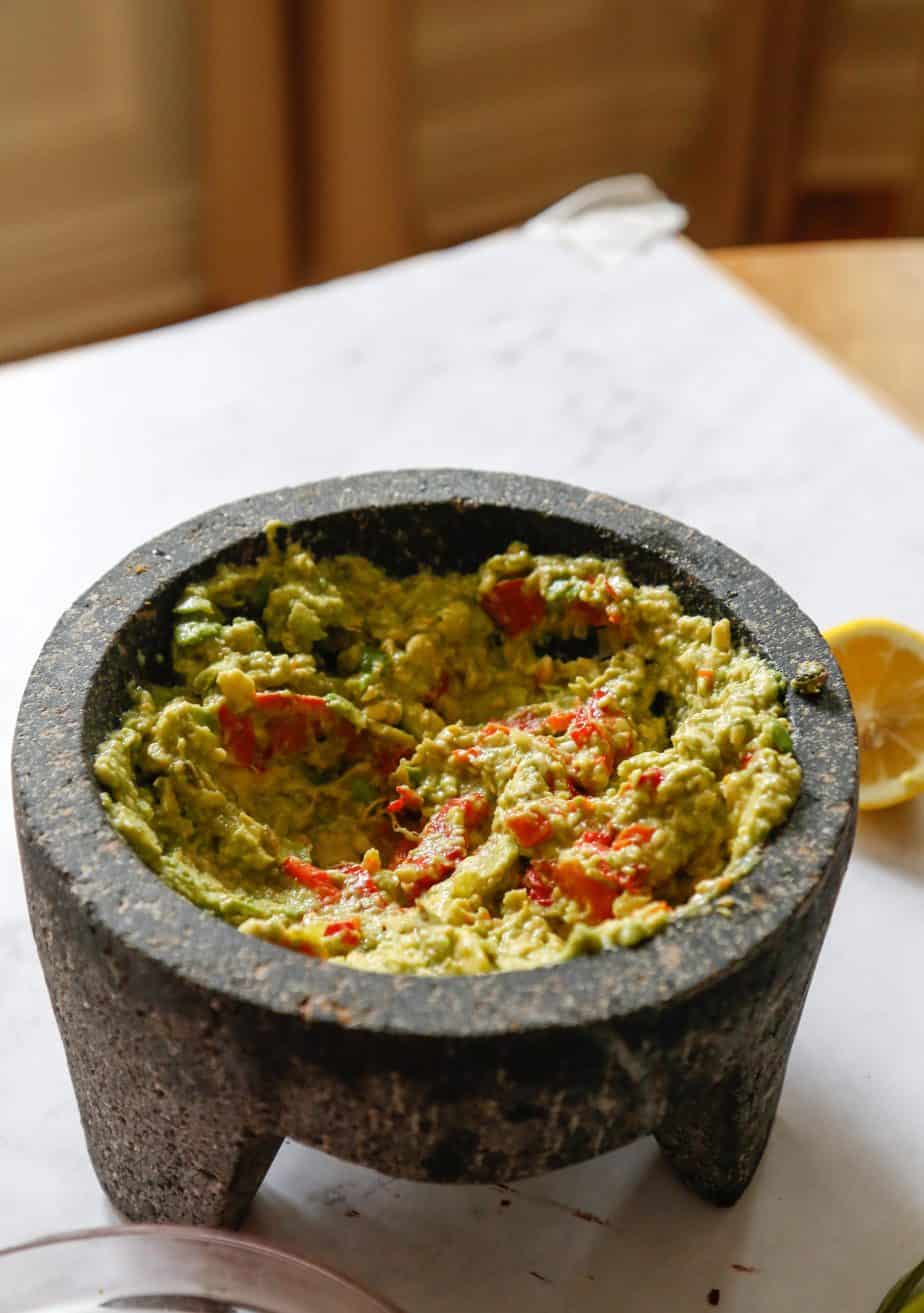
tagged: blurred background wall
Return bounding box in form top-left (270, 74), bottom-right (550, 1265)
top-left (3, 0), bottom-right (924, 362)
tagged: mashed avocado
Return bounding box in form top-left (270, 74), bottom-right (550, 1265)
top-left (94, 532), bottom-right (801, 975)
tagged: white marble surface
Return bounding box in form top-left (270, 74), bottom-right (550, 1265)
top-left (1, 230), bottom-right (923, 1312)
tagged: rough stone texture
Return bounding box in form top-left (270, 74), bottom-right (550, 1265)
top-left (12, 470), bottom-right (858, 1225)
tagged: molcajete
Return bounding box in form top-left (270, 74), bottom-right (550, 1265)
top-left (12, 470), bottom-right (857, 1226)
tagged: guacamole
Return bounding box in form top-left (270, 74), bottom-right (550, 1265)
top-left (95, 531), bottom-right (801, 975)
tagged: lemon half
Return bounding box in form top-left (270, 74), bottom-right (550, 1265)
top-left (824, 618), bottom-right (924, 810)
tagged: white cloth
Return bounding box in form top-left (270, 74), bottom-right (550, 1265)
top-left (1, 223), bottom-right (922, 1313)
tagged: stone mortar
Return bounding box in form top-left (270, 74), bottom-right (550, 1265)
top-left (13, 470), bottom-right (857, 1226)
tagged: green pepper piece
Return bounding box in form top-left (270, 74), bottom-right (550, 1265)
top-left (174, 593), bottom-right (219, 619)
top-left (358, 644), bottom-right (387, 675)
top-left (356, 643), bottom-right (389, 692)
top-left (324, 692), bottom-right (364, 728)
top-left (769, 721), bottom-right (793, 753)
top-left (174, 620), bottom-right (222, 648)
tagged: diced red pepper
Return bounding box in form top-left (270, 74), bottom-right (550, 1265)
top-left (451, 747), bottom-right (482, 765)
top-left (456, 792), bottom-right (491, 826)
top-left (338, 863), bottom-right (383, 900)
top-left (620, 863), bottom-right (651, 895)
top-left (525, 847), bottom-right (653, 922)
top-left (395, 793), bottom-right (489, 894)
top-left (740, 752), bottom-right (753, 768)
top-left (546, 708), bottom-right (576, 734)
top-left (636, 768), bottom-right (663, 791)
top-left (388, 836), bottom-right (414, 866)
top-left (282, 857), bottom-right (341, 901)
top-left (506, 810), bottom-right (553, 848)
top-left (611, 823), bottom-right (655, 851)
top-left (340, 725), bottom-right (366, 764)
top-left (481, 720), bottom-right (511, 737)
top-left (481, 578), bottom-right (545, 637)
top-left (554, 858), bottom-right (651, 922)
top-left (258, 695), bottom-right (320, 755)
top-left (570, 600), bottom-right (608, 628)
top-left (565, 692), bottom-right (633, 777)
top-left (500, 706), bottom-right (549, 733)
top-left (323, 918), bottom-right (361, 948)
top-left (569, 691), bottom-right (616, 747)
top-left (578, 828), bottom-right (614, 851)
top-left (578, 823), bottom-right (654, 853)
top-left (568, 711), bottom-right (596, 748)
top-left (524, 864), bottom-right (555, 907)
top-left (373, 743), bottom-right (414, 777)
top-left (254, 691), bottom-right (328, 715)
top-left (396, 806), bottom-right (466, 876)
top-left (569, 578), bottom-right (623, 629)
top-left (386, 784), bottom-right (423, 815)
top-left (258, 692), bottom-right (332, 754)
top-left (554, 862), bottom-right (620, 923)
top-left (219, 692), bottom-right (342, 770)
top-left (267, 714), bottom-right (308, 756)
top-left (218, 702), bottom-right (256, 768)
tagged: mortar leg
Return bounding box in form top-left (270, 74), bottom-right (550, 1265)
top-left (49, 978), bottom-right (283, 1226)
top-left (24, 858), bottom-right (284, 1226)
top-left (25, 882), bottom-right (281, 1225)
top-left (654, 1043), bottom-right (789, 1205)
top-left (81, 1100), bottom-right (283, 1227)
top-left (654, 910), bottom-right (826, 1208)
top-left (36, 939), bottom-right (283, 1226)
top-left (60, 990), bottom-right (285, 1226)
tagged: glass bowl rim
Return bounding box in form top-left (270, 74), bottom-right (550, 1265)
top-left (0, 1223), bottom-right (405, 1313)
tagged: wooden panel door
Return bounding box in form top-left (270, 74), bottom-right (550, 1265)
top-left (757, 0), bottom-right (924, 241)
top-left (410, 0), bottom-right (770, 250)
top-left (292, 0), bottom-right (775, 284)
top-left (0, 0), bottom-right (203, 360)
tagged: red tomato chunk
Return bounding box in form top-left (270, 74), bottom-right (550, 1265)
top-left (481, 578), bottom-right (546, 636)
